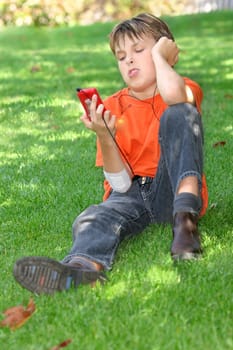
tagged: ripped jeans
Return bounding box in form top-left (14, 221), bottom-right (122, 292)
top-left (62, 103), bottom-right (204, 269)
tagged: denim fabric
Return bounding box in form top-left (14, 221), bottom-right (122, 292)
top-left (62, 103), bottom-right (204, 269)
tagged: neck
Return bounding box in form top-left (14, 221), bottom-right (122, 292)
top-left (129, 86), bottom-right (158, 100)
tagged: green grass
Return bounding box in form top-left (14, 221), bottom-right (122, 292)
top-left (0, 10), bottom-right (232, 350)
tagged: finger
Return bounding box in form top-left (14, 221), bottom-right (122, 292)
top-left (80, 114), bottom-right (92, 128)
top-left (96, 103), bottom-right (105, 117)
top-left (102, 110), bottom-right (111, 122)
top-left (108, 115), bottom-right (117, 136)
top-left (84, 99), bottom-right (91, 116)
top-left (89, 94), bottom-right (98, 115)
top-left (104, 112), bottom-right (116, 131)
top-left (172, 52), bottom-right (179, 66)
top-left (80, 114), bottom-right (88, 122)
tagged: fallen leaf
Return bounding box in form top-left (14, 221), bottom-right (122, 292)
top-left (0, 298), bottom-right (36, 330)
top-left (66, 67), bottom-right (75, 73)
top-left (50, 124), bottom-right (60, 130)
top-left (212, 141), bottom-right (226, 148)
top-left (50, 339), bottom-right (72, 350)
top-left (31, 65), bottom-right (41, 72)
top-left (224, 94), bottom-right (233, 99)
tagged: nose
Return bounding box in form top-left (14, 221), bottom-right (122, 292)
top-left (126, 56), bottom-right (134, 65)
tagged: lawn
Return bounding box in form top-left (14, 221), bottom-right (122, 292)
top-left (0, 10), bottom-right (232, 350)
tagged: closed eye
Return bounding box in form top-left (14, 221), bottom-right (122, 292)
top-left (135, 48), bottom-right (144, 53)
top-left (116, 48), bottom-right (144, 61)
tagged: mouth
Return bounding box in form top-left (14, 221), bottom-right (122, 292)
top-left (128, 68), bottom-right (139, 78)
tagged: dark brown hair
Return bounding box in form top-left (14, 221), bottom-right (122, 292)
top-left (109, 13), bottom-right (174, 54)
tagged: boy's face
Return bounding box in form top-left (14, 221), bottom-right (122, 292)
top-left (114, 34), bottom-right (157, 96)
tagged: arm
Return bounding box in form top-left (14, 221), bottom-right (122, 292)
top-left (152, 37), bottom-right (195, 106)
top-left (81, 94), bottom-right (132, 191)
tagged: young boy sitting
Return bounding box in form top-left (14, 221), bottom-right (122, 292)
top-left (13, 13), bottom-right (208, 294)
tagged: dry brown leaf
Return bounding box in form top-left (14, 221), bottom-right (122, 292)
top-left (224, 94), bottom-right (233, 99)
top-left (0, 298), bottom-right (36, 330)
top-left (66, 67), bottom-right (75, 73)
top-left (30, 65), bottom-right (41, 73)
top-left (50, 339), bottom-right (72, 350)
top-left (212, 140), bottom-right (226, 148)
top-left (50, 124), bottom-right (60, 130)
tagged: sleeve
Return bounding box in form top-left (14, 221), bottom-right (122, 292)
top-left (184, 77), bottom-right (203, 113)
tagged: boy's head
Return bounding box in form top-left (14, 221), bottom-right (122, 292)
top-left (109, 13), bottom-right (174, 55)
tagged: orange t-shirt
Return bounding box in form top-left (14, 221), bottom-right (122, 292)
top-left (96, 77), bottom-right (208, 216)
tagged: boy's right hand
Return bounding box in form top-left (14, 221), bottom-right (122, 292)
top-left (80, 95), bottom-right (116, 138)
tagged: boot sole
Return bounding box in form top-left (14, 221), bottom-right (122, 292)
top-left (171, 251), bottom-right (202, 261)
top-left (13, 256), bottom-right (106, 295)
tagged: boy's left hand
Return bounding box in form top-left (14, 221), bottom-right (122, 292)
top-left (152, 37), bottom-right (179, 67)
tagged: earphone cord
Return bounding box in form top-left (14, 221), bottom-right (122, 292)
top-left (102, 117), bottom-right (135, 176)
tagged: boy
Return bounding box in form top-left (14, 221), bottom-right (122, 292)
top-left (13, 13), bottom-right (208, 294)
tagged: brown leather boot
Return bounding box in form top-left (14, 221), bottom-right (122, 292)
top-left (67, 256), bottom-right (103, 272)
top-left (171, 212), bottom-right (202, 260)
top-left (66, 256), bottom-right (105, 287)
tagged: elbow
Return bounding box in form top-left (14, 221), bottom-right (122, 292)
top-left (163, 90), bottom-right (188, 106)
top-left (162, 82), bottom-right (188, 105)
top-left (103, 168), bottom-right (132, 193)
